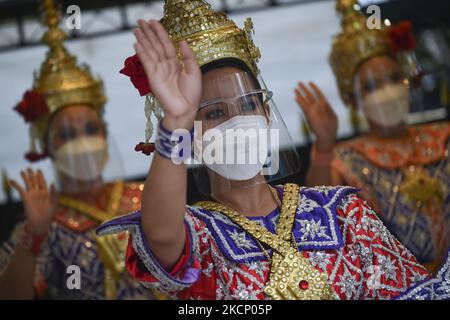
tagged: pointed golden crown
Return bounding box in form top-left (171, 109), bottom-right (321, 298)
top-left (35, 0), bottom-right (107, 127)
top-left (160, 0), bottom-right (261, 76)
top-left (20, 0), bottom-right (107, 159)
top-left (329, 0), bottom-right (390, 106)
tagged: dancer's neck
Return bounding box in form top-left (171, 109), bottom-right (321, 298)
top-left (59, 173), bottom-right (105, 199)
top-left (211, 177), bottom-right (278, 218)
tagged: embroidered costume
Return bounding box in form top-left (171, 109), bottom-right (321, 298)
top-left (333, 122), bottom-right (450, 271)
top-left (98, 184), bottom-right (434, 300)
top-left (0, 0), bottom-right (157, 300)
top-left (329, 0), bottom-right (450, 272)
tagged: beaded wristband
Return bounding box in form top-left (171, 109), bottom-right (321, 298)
top-left (155, 121), bottom-right (194, 164)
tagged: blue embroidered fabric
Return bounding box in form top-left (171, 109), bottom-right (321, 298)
top-left (99, 185), bottom-right (358, 264)
top-left (396, 250), bottom-right (450, 300)
top-left (189, 185), bottom-right (356, 263)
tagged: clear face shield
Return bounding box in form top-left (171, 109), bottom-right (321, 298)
top-left (192, 71), bottom-right (301, 196)
top-left (46, 105), bottom-right (124, 194)
top-left (353, 55), bottom-right (411, 136)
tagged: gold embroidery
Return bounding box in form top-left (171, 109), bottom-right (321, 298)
top-left (97, 231), bottom-right (129, 300)
top-left (161, 0), bottom-right (260, 77)
top-left (400, 167), bottom-right (444, 205)
top-left (196, 183), bottom-right (333, 300)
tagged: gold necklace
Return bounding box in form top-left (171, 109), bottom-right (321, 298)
top-left (260, 184), bottom-right (280, 260)
top-left (196, 183), bottom-right (333, 300)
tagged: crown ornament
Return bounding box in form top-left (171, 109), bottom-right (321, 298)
top-left (160, 0), bottom-right (260, 76)
top-left (329, 0), bottom-right (391, 107)
top-left (14, 0), bottom-right (107, 161)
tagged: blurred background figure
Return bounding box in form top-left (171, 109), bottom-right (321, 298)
top-left (0, 0), bottom-right (157, 300)
top-left (297, 0), bottom-right (449, 273)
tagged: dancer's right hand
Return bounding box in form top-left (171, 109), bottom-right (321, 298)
top-left (134, 19), bottom-right (202, 130)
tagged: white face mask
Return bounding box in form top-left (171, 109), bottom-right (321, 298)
top-left (54, 136), bottom-right (108, 181)
top-left (362, 83), bottom-right (410, 127)
top-left (198, 115), bottom-right (269, 181)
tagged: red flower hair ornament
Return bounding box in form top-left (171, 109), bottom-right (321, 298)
top-left (120, 54), bottom-right (151, 97)
top-left (14, 89), bottom-right (50, 162)
top-left (121, 54), bottom-right (159, 156)
top-left (388, 21), bottom-right (417, 55)
top-left (25, 151), bottom-right (49, 162)
top-left (14, 89), bottom-right (49, 123)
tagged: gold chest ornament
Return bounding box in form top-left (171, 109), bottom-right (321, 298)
top-left (59, 181), bottom-right (128, 300)
top-left (399, 166), bottom-right (445, 206)
top-left (197, 183), bottom-right (334, 300)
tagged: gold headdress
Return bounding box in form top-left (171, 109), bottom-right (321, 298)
top-left (15, 0), bottom-right (107, 161)
top-left (329, 0), bottom-right (391, 107)
top-left (123, 0), bottom-right (262, 154)
top-left (161, 0), bottom-right (261, 76)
